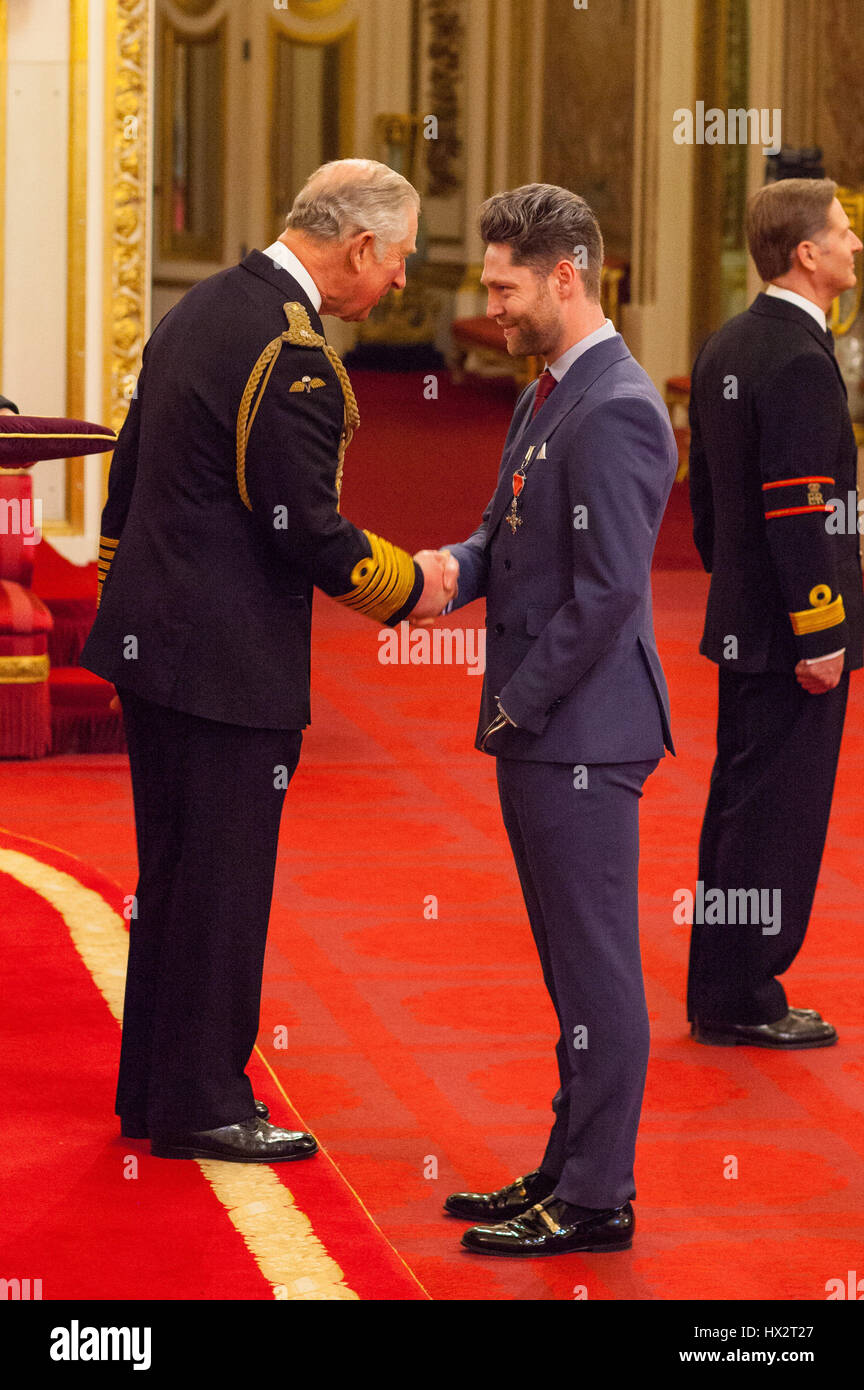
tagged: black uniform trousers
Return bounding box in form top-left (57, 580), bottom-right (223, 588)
top-left (116, 689), bottom-right (302, 1134)
top-left (496, 755), bottom-right (659, 1210)
top-left (687, 667), bottom-right (849, 1025)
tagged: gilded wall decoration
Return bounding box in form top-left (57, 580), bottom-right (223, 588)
top-left (423, 0), bottom-right (464, 198)
top-left (104, 0), bottom-right (150, 435)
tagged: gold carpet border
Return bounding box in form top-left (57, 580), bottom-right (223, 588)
top-left (0, 846), bottom-right (357, 1302)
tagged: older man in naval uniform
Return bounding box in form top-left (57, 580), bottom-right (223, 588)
top-left (82, 160), bottom-right (454, 1163)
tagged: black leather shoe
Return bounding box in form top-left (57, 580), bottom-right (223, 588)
top-left (121, 1097), bottom-right (270, 1140)
top-left (150, 1116), bottom-right (317, 1162)
top-left (461, 1196), bottom-right (634, 1257)
top-left (691, 1009), bottom-right (837, 1049)
top-left (444, 1169), bottom-right (557, 1223)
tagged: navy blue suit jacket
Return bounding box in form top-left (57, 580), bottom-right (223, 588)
top-left (447, 334), bottom-right (677, 763)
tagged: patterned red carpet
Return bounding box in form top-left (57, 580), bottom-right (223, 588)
top-left (1, 567), bottom-right (863, 1300)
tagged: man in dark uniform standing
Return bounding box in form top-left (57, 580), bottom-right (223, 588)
top-left (687, 178), bottom-right (863, 1047)
top-left (82, 159), bottom-right (454, 1162)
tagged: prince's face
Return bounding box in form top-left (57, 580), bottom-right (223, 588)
top-left (482, 243), bottom-right (563, 359)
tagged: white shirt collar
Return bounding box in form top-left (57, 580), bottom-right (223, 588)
top-left (547, 318), bottom-right (617, 381)
top-left (765, 284), bottom-right (827, 332)
top-left (261, 239), bottom-right (322, 314)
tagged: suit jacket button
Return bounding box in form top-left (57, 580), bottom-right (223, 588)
top-left (495, 622), bottom-right (505, 635)
top-left (504, 559), bottom-right (512, 571)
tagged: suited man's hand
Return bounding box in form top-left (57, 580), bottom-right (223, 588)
top-left (795, 653), bottom-right (844, 694)
top-left (409, 549), bottom-right (459, 625)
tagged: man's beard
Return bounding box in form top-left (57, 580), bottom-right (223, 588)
top-left (504, 299), bottom-right (561, 358)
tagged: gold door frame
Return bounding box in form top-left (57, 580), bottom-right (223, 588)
top-left (103, 0), bottom-right (151, 496)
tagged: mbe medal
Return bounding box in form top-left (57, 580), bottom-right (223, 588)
top-left (507, 472), bottom-right (525, 533)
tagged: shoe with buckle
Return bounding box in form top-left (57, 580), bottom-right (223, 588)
top-left (149, 1115), bottom-right (316, 1162)
top-left (444, 1168), bottom-right (557, 1223)
top-left (691, 1009), bottom-right (836, 1049)
top-left (121, 1097), bottom-right (270, 1140)
top-left (461, 1195), bottom-right (634, 1257)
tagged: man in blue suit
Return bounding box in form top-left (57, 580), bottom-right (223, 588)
top-left (435, 185), bottom-right (676, 1255)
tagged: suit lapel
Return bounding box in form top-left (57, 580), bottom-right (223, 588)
top-left (486, 336), bottom-right (632, 542)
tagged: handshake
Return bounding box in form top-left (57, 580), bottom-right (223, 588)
top-left (410, 548), bottom-right (460, 627)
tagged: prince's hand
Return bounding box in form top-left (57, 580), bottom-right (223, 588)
top-left (409, 548), bottom-right (459, 625)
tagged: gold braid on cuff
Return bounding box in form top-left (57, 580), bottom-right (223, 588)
top-left (96, 535), bottom-right (119, 608)
top-left (236, 301), bottom-right (360, 513)
top-left (335, 531), bottom-right (417, 624)
top-left (789, 584), bottom-right (845, 635)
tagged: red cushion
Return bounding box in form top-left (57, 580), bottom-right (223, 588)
top-left (0, 415), bottom-right (117, 468)
top-left (49, 667), bottom-right (117, 711)
top-left (0, 579), bottom-right (53, 637)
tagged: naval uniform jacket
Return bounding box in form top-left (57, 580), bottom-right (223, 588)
top-left (81, 251), bottom-right (423, 727)
top-left (689, 292), bottom-right (864, 671)
top-left (447, 333), bottom-right (677, 764)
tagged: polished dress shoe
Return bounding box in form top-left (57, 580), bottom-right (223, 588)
top-left (691, 1009), bottom-right (837, 1049)
top-left (461, 1196), bottom-right (634, 1257)
top-left (121, 1097), bottom-right (270, 1140)
top-left (444, 1169), bottom-right (557, 1223)
top-left (150, 1115), bottom-right (317, 1162)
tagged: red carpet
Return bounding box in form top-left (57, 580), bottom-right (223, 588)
top-left (0, 828), bottom-right (426, 1300)
top-left (1, 372), bottom-right (861, 1300)
top-left (1, 569), bottom-right (862, 1300)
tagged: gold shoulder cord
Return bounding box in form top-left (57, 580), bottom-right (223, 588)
top-left (236, 301), bottom-right (360, 511)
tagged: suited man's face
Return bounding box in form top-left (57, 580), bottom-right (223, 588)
top-left (803, 198), bottom-right (862, 300)
top-left (482, 243), bottom-right (564, 358)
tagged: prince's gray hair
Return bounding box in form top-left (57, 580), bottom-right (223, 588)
top-left (285, 159), bottom-right (419, 260)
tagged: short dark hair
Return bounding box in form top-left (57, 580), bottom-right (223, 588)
top-left (746, 177), bottom-right (837, 281)
top-left (478, 183), bottom-right (604, 301)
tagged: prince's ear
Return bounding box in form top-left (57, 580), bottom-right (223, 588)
top-left (0, 415), bottom-right (117, 469)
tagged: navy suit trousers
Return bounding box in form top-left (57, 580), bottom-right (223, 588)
top-left (116, 690), bottom-right (302, 1133)
top-left (496, 755), bottom-right (659, 1209)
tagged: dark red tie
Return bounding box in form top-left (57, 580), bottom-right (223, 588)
top-left (531, 368), bottom-right (557, 418)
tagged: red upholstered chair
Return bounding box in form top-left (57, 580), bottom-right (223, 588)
top-left (0, 473), bottom-right (54, 757)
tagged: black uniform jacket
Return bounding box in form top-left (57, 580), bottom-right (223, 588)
top-left (689, 292), bottom-right (863, 672)
top-left (82, 251), bottom-right (423, 727)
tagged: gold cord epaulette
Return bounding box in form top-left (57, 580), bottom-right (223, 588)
top-left (335, 530), bottom-right (417, 625)
top-left (96, 535), bottom-right (119, 608)
top-left (236, 301), bottom-right (360, 511)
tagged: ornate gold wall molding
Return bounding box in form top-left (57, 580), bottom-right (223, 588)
top-left (103, 0), bottom-right (150, 443)
top-left (423, 0), bottom-right (464, 198)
